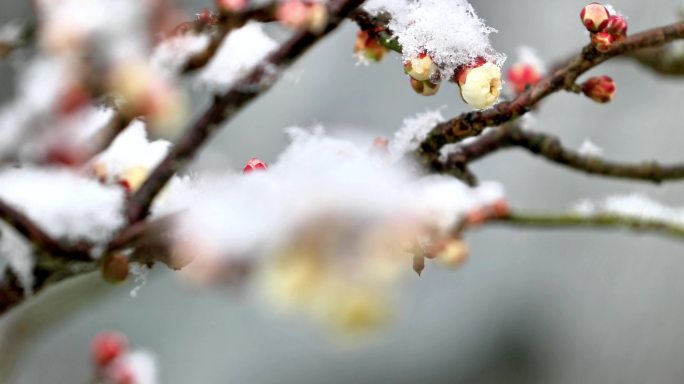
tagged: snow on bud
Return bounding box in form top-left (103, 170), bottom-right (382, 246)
top-left (216, 0), bottom-right (248, 13)
top-left (277, 1), bottom-right (328, 34)
top-left (403, 53), bottom-right (439, 82)
top-left (581, 75), bottom-right (616, 103)
top-left (456, 61), bottom-right (502, 110)
top-left (605, 15), bottom-right (628, 42)
top-left (580, 3), bottom-right (610, 33)
top-left (354, 30), bottom-right (388, 63)
top-left (409, 77), bottom-right (440, 96)
top-left (591, 31), bottom-right (614, 52)
top-left (506, 62), bottom-right (542, 94)
top-left (243, 157), bottom-right (268, 173)
top-left (91, 332), bottom-right (128, 368)
top-left (102, 252), bottom-right (130, 284)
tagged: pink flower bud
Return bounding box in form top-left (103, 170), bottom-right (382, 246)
top-left (581, 75), bottom-right (616, 103)
top-left (605, 15), bottom-right (628, 42)
top-left (580, 3), bottom-right (610, 33)
top-left (409, 77), bottom-right (440, 96)
top-left (591, 31), bottom-right (614, 52)
top-left (277, 1), bottom-right (328, 34)
top-left (243, 157), bottom-right (268, 173)
top-left (506, 62), bottom-right (542, 94)
top-left (216, 0), bottom-right (248, 12)
top-left (354, 30), bottom-right (388, 63)
top-left (404, 53), bottom-right (439, 82)
top-left (91, 332), bottom-right (128, 368)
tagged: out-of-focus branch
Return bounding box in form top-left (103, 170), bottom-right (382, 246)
top-left (127, 0), bottom-right (366, 224)
top-left (416, 21), bottom-right (684, 167)
top-left (486, 211), bottom-right (684, 241)
top-left (629, 46), bottom-right (684, 75)
top-left (442, 124), bottom-right (684, 184)
top-left (0, 22), bottom-right (35, 59)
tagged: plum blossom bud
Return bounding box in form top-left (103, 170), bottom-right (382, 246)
top-left (409, 77), bottom-right (440, 96)
top-left (243, 157), bottom-right (268, 173)
top-left (216, 0), bottom-right (248, 13)
top-left (581, 75), bottom-right (616, 103)
top-left (412, 254), bottom-right (425, 276)
top-left (580, 3), bottom-right (610, 33)
top-left (605, 15), bottom-right (628, 42)
top-left (102, 252), bottom-right (130, 284)
top-left (404, 53), bottom-right (439, 82)
top-left (91, 332), bottom-right (128, 368)
top-left (277, 1), bottom-right (328, 34)
top-left (591, 31), bottom-right (614, 52)
top-left (118, 166), bottom-right (149, 194)
top-left (354, 30), bottom-right (388, 63)
top-left (456, 61), bottom-right (502, 110)
top-left (506, 62), bottom-right (542, 94)
top-left (433, 239), bottom-right (469, 268)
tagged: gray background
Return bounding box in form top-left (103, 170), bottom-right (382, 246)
top-left (2, 0), bottom-right (684, 383)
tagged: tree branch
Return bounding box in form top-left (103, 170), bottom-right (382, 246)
top-left (126, 0), bottom-right (366, 224)
top-left (441, 124), bottom-right (684, 184)
top-left (416, 21), bottom-right (684, 167)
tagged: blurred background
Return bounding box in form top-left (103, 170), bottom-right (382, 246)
top-left (2, 0), bottom-right (684, 383)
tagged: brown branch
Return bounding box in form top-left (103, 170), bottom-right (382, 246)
top-left (126, 0), bottom-right (366, 224)
top-left (441, 124), bottom-right (684, 183)
top-left (416, 21), bottom-right (684, 167)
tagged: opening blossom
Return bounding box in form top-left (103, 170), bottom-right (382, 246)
top-left (456, 60), bottom-right (502, 110)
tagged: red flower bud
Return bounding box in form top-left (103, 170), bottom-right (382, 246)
top-left (216, 0), bottom-right (247, 13)
top-left (243, 157), bottom-right (268, 173)
top-left (91, 332), bottom-right (128, 368)
top-left (580, 3), bottom-right (610, 33)
top-left (591, 31), bottom-right (614, 52)
top-left (506, 62), bottom-right (542, 94)
top-left (409, 77), bottom-right (440, 96)
top-left (354, 30), bottom-right (388, 63)
top-left (605, 15), bottom-right (627, 42)
top-left (581, 75), bottom-right (616, 103)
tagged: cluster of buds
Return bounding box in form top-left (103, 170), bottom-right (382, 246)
top-left (580, 3), bottom-right (628, 52)
top-left (581, 75), bottom-right (616, 103)
top-left (506, 61), bottom-right (542, 94)
top-left (243, 157), bottom-right (268, 173)
top-left (404, 53), bottom-right (441, 97)
top-left (91, 332), bottom-right (157, 384)
top-left (276, 0), bottom-right (328, 34)
top-left (455, 57), bottom-right (503, 110)
top-left (354, 30), bottom-right (389, 63)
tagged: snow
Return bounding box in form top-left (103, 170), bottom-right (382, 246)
top-left (0, 168), bottom-right (125, 244)
top-left (196, 22), bottom-right (278, 91)
top-left (0, 223), bottom-right (34, 294)
top-left (92, 121), bottom-right (171, 183)
top-left (390, 109), bottom-right (445, 158)
top-left (150, 33), bottom-right (210, 75)
top-left (574, 194), bottom-right (684, 226)
top-left (364, 0), bottom-right (505, 75)
top-left (578, 139), bottom-right (604, 157)
top-left (166, 127), bottom-right (505, 263)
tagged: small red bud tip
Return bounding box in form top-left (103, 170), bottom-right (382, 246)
top-left (580, 3), bottom-right (610, 33)
top-left (91, 332), bottom-right (128, 368)
top-left (581, 75), bottom-right (616, 103)
top-left (591, 31), bottom-right (614, 52)
top-left (506, 63), bottom-right (542, 94)
top-left (243, 157), bottom-right (268, 173)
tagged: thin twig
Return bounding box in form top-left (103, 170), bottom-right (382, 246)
top-left (442, 124), bottom-right (684, 183)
